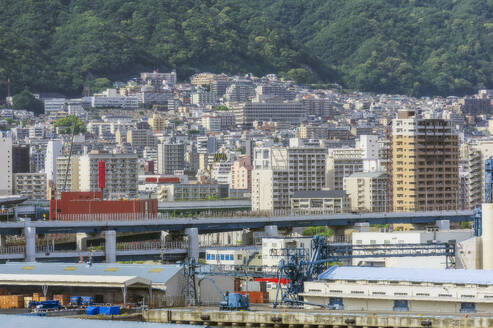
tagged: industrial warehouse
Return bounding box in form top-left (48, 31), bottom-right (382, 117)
top-left (303, 266), bottom-right (493, 314)
top-left (0, 262), bottom-right (184, 308)
top-left (0, 262), bottom-right (233, 309)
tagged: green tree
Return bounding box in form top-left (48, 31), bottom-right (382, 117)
top-left (214, 105), bottom-right (229, 111)
top-left (54, 115), bottom-right (86, 134)
top-left (302, 226), bottom-right (333, 238)
top-left (12, 90), bottom-right (43, 115)
top-left (285, 68), bottom-right (312, 84)
top-left (88, 78), bottom-right (112, 94)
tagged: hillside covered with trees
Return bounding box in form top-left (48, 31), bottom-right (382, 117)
top-left (0, 0), bottom-right (492, 97)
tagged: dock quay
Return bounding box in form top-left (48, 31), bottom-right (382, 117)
top-left (143, 308), bottom-right (493, 328)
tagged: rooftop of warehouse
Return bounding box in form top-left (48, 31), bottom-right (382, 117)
top-left (0, 262), bottom-right (182, 284)
top-left (319, 266), bottom-right (493, 285)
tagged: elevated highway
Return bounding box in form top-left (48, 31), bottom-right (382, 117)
top-left (0, 210), bottom-right (474, 235)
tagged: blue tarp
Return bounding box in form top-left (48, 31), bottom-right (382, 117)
top-left (81, 296), bottom-right (94, 305)
top-left (70, 296), bottom-right (81, 305)
top-left (99, 306), bottom-right (120, 315)
top-left (85, 306), bottom-right (99, 315)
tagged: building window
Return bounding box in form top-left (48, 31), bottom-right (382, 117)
top-left (328, 297), bottom-right (343, 310)
top-left (393, 300), bottom-right (409, 312)
top-left (460, 302), bottom-right (476, 313)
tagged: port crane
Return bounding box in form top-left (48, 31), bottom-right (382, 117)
top-left (184, 236), bottom-right (455, 308)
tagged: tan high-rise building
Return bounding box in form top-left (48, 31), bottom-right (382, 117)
top-left (148, 113), bottom-right (167, 132)
top-left (391, 110), bottom-right (459, 212)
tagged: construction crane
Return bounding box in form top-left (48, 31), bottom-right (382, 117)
top-left (61, 115), bottom-right (78, 192)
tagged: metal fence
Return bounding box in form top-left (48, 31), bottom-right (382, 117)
top-left (115, 240), bottom-right (186, 251)
top-left (56, 212), bottom-right (168, 221)
top-left (0, 245), bottom-right (25, 254)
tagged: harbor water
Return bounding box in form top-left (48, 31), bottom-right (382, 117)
top-left (0, 314), bottom-right (205, 328)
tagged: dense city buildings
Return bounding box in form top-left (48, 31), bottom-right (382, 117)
top-left (0, 71), bottom-right (490, 218)
top-left (2, 69), bottom-right (493, 322)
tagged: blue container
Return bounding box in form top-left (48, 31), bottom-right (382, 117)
top-left (86, 306), bottom-right (100, 315)
top-left (70, 296), bottom-right (81, 305)
top-left (81, 296), bottom-right (94, 305)
top-left (99, 306), bottom-right (120, 315)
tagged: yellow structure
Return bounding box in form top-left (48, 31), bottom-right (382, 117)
top-left (391, 110), bottom-right (459, 212)
top-left (148, 113), bottom-right (167, 132)
top-left (191, 73), bottom-right (219, 86)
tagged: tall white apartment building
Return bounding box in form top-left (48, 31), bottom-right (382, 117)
top-left (251, 146), bottom-right (326, 212)
top-left (55, 156), bottom-right (80, 194)
top-left (358, 135), bottom-right (379, 159)
top-left (157, 143), bottom-right (185, 175)
top-left (78, 153), bottom-right (138, 199)
top-left (326, 148), bottom-right (364, 190)
top-left (45, 140), bottom-right (63, 184)
top-left (232, 102), bottom-right (306, 126)
top-left (0, 134), bottom-right (12, 195)
top-left (43, 98), bottom-right (66, 113)
top-left (211, 160), bottom-right (232, 185)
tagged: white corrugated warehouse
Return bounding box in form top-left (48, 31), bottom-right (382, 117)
top-left (303, 266), bottom-right (493, 314)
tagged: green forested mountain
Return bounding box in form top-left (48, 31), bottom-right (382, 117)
top-left (0, 0), bottom-right (492, 97)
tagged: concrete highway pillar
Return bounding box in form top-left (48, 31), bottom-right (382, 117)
top-left (160, 231), bottom-right (169, 245)
top-left (185, 227), bottom-right (199, 261)
top-left (104, 230), bottom-right (117, 263)
top-left (24, 224), bottom-right (36, 262)
top-left (436, 219), bottom-right (450, 231)
top-left (482, 204), bottom-right (493, 270)
top-left (354, 222), bottom-right (370, 232)
top-left (264, 225), bottom-right (279, 237)
top-left (76, 233), bottom-right (88, 251)
top-left (330, 226), bottom-right (346, 243)
top-left (0, 235), bottom-right (6, 248)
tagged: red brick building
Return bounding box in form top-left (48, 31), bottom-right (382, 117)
top-left (49, 191), bottom-right (158, 220)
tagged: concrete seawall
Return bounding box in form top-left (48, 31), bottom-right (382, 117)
top-left (143, 308), bottom-right (493, 328)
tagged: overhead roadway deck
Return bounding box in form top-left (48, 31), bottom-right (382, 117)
top-left (158, 200), bottom-right (251, 211)
top-left (0, 210), bottom-right (474, 235)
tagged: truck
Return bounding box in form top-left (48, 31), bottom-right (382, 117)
top-left (199, 277), bottom-right (250, 311)
top-left (28, 300), bottom-right (62, 311)
top-left (219, 292), bottom-right (249, 311)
